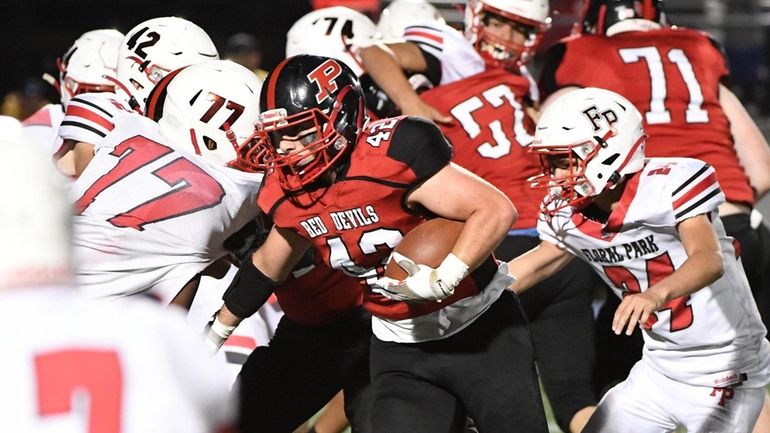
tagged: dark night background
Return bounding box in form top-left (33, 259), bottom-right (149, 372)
top-left (3, 0), bottom-right (768, 117)
top-left (0, 0), bottom-right (314, 102)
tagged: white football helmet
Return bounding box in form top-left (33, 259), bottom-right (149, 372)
top-left (286, 6), bottom-right (376, 76)
top-left (116, 17), bottom-right (219, 111)
top-left (0, 116), bottom-right (71, 290)
top-left (464, 0), bottom-right (550, 68)
top-left (376, 0), bottom-right (445, 40)
top-left (144, 60), bottom-right (262, 167)
top-left (529, 88), bottom-right (646, 214)
top-left (57, 29), bottom-right (124, 107)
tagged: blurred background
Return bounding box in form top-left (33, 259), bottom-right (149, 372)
top-left (1, 0), bottom-right (768, 211)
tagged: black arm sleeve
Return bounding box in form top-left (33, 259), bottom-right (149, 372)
top-left (387, 116), bottom-right (452, 183)
top-left (538, 42), bottom-right (568, 99)
top-left (222, 258), bottom-right (279, 318)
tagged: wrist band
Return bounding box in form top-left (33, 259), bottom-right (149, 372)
top-left (436, 253), bottom-right (470, 290)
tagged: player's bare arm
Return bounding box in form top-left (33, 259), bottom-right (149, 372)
top-left (214, 227), bottom-right (309, 331)
top-left (721, 84), bottom-right (770, 200)
top-left (612, 214), bottom-right (724, 335)
top-left (507, 240), bottom-right (573, 294)
top-left (62, 140), bottom-right (94, 178)
top-left (359, 42), bottom-right (451, 123)
top-left (407, 162), bottom-right (516, 271)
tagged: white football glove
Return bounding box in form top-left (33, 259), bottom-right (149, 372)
top-left (372, 252), bottom-right (469, 302)
top-left (203, 314), bottom-right (236, 355)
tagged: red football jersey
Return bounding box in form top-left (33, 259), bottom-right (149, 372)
top-left (540, 27), bottom-right (754, 206)
top-left (258, 116), bottom-right (498, 322)
top-left (421, 69), bottom-right (545, 228)
top-left (275, 261), bottom-right (363, 327)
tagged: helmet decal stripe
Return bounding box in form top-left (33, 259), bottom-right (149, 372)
top-left (144, 66), bottom-right (186, 121)
top-left (266, 58), bottom-right (291, 110)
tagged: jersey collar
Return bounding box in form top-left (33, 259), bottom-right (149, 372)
top-left (606, 19), bottom-right (663, 37)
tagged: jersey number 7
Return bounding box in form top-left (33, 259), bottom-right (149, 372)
top-left (36, 349), bottom-right (122, 433)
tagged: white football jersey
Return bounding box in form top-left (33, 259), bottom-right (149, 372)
top-left (0, 287), bottom-right (235, 433)
top-left (403, 22), bottom-right (537, 98)
top-left (70, 110), bottom-right (262, 303)
top-left (23, 104), bottom-right (65, 159)
top-left (403, 22), bottom-right (484, 85)
top-left (58, 92), bottom-right (134, 147)
top-left (538, 157), bottom-right (770, 388)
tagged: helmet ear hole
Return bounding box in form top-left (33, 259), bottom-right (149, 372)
top-left (203, 136), bottom-right (218, 150)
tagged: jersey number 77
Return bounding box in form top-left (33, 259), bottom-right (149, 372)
top-left (74, 136), bottom-right (225, 230)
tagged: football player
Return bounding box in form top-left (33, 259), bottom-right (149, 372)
top-left (0, 115), bottom-right (235, 433)
top-left (69, 59), bottom-right (261, 305)
top-left (22, 28), bottom-right (123, 176)
top-left (375, 0), bottom-right (445, 41)
top-left (58, 16), bottom-right (219, 177)
top-left (209, 54), bottom-right (549, 433)
top-left (361, 1), bottom-right (602, 431)
top-left (538, 0), bottom-right (770, 423)
top-left (508, 87), bottom-right (770, 433)
top-left (216, 9), bottom-right (380, 433)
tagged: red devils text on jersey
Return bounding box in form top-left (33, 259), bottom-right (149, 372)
top-left (540, 27), bottom-right (753, 206)
top-left (258, 116), bottom-right (501, 341)
top-left (421, 69), bottom-right (544, 228)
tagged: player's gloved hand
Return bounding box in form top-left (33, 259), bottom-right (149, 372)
top-left (203, 314), bottom-right (236, 355)
top-left (372, 252), bottom-right (469, 302)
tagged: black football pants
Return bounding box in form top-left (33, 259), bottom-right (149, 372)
top-left (496, 234), bottom-right (600, 432)
top-left (237, 306), bottom-right (373, 433)
top-left (368, 291), bottom-right (548, 433)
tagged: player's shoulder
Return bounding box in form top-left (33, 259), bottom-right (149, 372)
top-left (60, 92), bottom-right (135, 144)
top-left (643, 157), bottom-right (712, 181)
top-left (367, 115), bottom-right (452, 166)
top-left (663, 26), bottom-right (717, 41)
top-left (403, 21), bottom-right (461, 46)
top-left (22, 104), bottom-right (61, 127)
top-left (67, 92), bottom-right (133, 118)
top-left (643, 157), bottom-right (723, 218)
top-left (256, 172), bottom-right (287, 216)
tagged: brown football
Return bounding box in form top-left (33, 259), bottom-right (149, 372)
top-left (384, 218), bottom-right (464, 280)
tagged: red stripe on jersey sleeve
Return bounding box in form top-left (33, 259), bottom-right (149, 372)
top-left (673, 172), bottom-right (718, 210)
top-left (404, 29), bottom-right (443, 44)
top-left (66, 105), bottom-right (115, 132)
top-left (224, 335), bottom-right (257, 350)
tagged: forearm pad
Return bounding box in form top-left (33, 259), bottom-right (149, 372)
top-left (222, 258), bottom-right (279, 318)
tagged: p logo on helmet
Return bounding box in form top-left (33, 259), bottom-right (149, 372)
top-left (308, 59), bottom-right (343, 103)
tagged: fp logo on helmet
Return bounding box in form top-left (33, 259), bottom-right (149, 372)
top-left (308, 59), bottom-right (342, 104)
